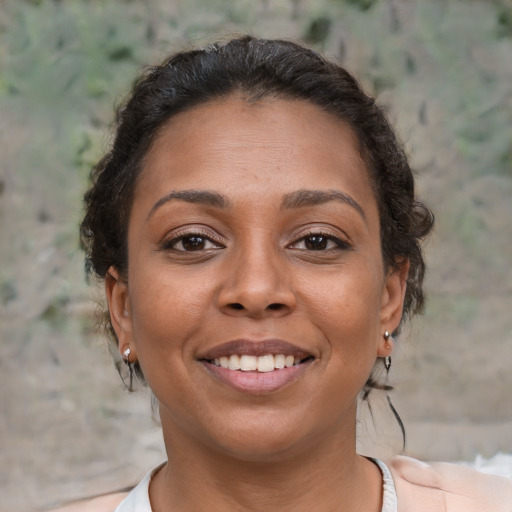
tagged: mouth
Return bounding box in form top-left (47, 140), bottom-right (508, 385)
top-left (198, 339), bottom-right (315, 393)
top-left (206, 353), bottom-right (312, 372)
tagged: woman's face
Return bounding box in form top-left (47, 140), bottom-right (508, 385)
top-left (107, 96), bottom-right (407, 460)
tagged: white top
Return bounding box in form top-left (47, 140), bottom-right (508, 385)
top-left (114, 459), bottom-right (398, 512)
top-left (373, 458), bottom-right (399, 512)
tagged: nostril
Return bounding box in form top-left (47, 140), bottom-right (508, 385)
top-left (267, 303), bottom-right (285, 310)
top-left (228, 303), bottom-right (244, 310)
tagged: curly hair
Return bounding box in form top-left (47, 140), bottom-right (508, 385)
top-left (80, 36), bottom-right (434, 396)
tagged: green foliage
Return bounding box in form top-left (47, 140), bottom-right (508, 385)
top-left (0, 280), bottom-right (18, 305)
top-left (496, 3), bottom-right (512, 38)
top-left (342, 0), bottom-right (378, 11)
top-left (425, 294), bottom-right (479, 329)
top-left (0, 1), bottom-right (158, 112)
top-left (452, 205), bottom-right (486, 249)
top-left (40, 296), bottom-right (70, 326)
top-left (304, 16), bottom-right (332, 45)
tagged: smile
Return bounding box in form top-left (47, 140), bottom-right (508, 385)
top-left (211, 354), bottom-right (302, 372)
top-left (199, 339), bottom-right (315, 394)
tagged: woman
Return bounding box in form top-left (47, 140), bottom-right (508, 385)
top-left (72, 37), bottom-right (511, 511)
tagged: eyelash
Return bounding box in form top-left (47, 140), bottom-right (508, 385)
top-left (160, 230), bottom-right (225, 252)
top-left (289, 231), bottom-right (351, 251)
top-left (160, 229), bottom-right (351, 253)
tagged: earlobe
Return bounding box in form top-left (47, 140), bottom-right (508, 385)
top-left (378, 259), bottom-right (410, 356)
top-left (105, 267), bottom-right (134, 354)
top-left (377, 330), bottom-right (394, 357)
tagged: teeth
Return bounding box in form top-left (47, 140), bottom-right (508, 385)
top-left (274, 354), bottom-right (285, 369)
top-left (228, 354), bottom-right (240, 370)
top-left (257, 355), bottom-right (274, 372)
top-left (211, 353), bottom-right (305, 372)
top-left (240, 355), bottom-right (258, 371)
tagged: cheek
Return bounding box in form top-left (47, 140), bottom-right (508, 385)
top-left (299, 264), bottom-right (384, 332)
top-left (128, 264), bottom-right (216, 357)
top-left (126, 271), bottom-right (213, 407)
top-left (297, 262), bottom-right (384, 379)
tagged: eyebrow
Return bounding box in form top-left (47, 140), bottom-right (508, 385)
top-left (147, 190), bottom-right (230, 220)
top-left (281, 189), bottom-right (366, 220)
top-left (146, 188), bottom-right (366, 221)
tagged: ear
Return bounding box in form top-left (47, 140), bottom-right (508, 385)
top-left (105, 266), bottom-right (135, 359)
top-left (377, 259), bottom-right (410, 357)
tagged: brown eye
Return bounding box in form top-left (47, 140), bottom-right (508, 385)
top-left (289, 232), bottom-right (351, 251)
top-left (181, 236), bottom-right (207, 251)
top-left (163, 234), bottom-right (223, 252)
top-left (304, 235), bottom-right (329, 250)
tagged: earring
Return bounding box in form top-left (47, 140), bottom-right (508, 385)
top-left (382, 332), bottom-right (405, 448)
top-left (382, 331), bottom-right (392, 370)
top-left (122, 347), bottom-right (134, 392)
top-left (383, 330), bottom-right (393, 350)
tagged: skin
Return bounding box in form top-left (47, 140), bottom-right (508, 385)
top-left (106, 96), bottom-right (408, 511)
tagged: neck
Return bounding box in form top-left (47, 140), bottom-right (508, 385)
top-left (150, 407), bottom-right (383, 512)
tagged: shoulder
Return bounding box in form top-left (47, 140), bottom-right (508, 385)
top-left (388, 455), bottom-right (512, 512)
top-left (47, 492), bottom-right (129, 512)
top-left (48, 463), bottom-right (161, 512)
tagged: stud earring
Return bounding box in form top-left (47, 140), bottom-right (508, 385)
top-left (122, 347), bottom-right (134, 392)
top-left (383, 330), bottom-right (393, 351)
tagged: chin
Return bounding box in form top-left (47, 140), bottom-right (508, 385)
top-left (201, 411), bottom-right (331, 463)
top-left (215, 434), bottom-right (309, 463)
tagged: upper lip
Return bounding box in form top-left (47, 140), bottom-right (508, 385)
top-left (198, 339), bottom-right (314, 361)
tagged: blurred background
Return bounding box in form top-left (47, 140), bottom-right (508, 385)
top-left (0, 0), bottom-right (511, 510)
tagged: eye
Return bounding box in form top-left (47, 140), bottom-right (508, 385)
top-left (290, 233), bottom-right (350, 251)
top-left (163, 234), bottom-right (224, 252)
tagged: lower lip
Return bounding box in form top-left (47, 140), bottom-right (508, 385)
top-left (201, 360), bottom-right (313, 394)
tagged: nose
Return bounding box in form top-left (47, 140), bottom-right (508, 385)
top-left (217, 245), bottom-right (296, 319)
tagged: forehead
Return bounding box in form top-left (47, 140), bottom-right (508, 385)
top-left (136, 96), bottom-right (377, 215)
